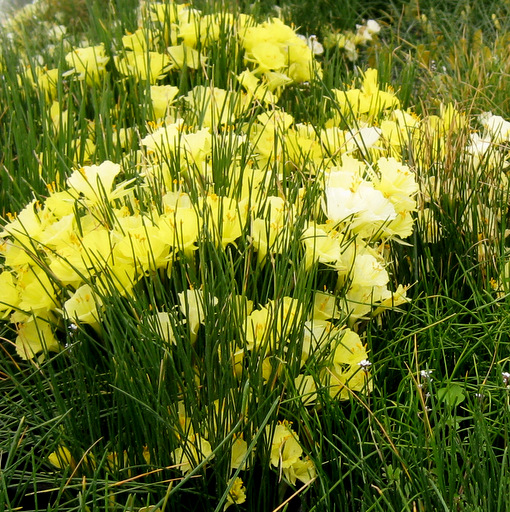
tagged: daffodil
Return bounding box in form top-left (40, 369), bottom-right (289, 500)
top-left (269, 421), bottom-right (302, 469)
top-left (224, 477), bottom-right (247, 510)
top-left (167, 44), bottom-right (205, 69)
top-left (150, 84), bottom-right (180, 120)
top-left (172, 433), bottom-right (214, 474)
top-left (66, 160), bottom-right (123, 205)
top-left (178, 288), bottom-right (216, 338)
top-left (63, 284), bottom-right (103, 327)
top-left (65, 44), bottom-right (109, 85)
top-left (48, 446), bottom-right (75, 470)
top-left (149, 311), bottom-right (177, 345)
top-left (114, 51), bottom-right (172, 83)
top-left (0, 271), bottom-right (20, 320)
top-left (15, 315), bottom-right (60, 360)
top-left (230, 435), bottom-right (249, 470)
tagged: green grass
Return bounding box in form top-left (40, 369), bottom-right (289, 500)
top-left (1, 0), bottom-right (510, 511)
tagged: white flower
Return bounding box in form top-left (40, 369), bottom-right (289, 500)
top-left (297, 34), bottom-right (324, 55)
top-left (420, 369), bottom-right (434, 381)
top-left (480, 112), bottom-right (510, 142)
top-left (325, 180), bottom-right (396, 224)
top-left (366, 20), bottom-right (381, 35)
top-left (358, 359), bottom-right (372, 370)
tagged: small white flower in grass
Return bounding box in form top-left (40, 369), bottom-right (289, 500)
top-left (420, 369), bottom-right (434, 382)
top-left (358, 359), bottom-right (372, 371)
top-left (502, 372), bottom-right (510, 386)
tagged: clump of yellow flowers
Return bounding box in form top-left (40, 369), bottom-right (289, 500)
top-left (12, 0), bottom-right (510, 506)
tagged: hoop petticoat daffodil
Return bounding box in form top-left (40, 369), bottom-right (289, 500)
top-left (64, 44), bottom-right (109, 85)
top-left (66, 161), bottom-right (133, 206)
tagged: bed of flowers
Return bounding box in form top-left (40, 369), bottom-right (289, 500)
top-left (2, 1), bottom-right (510, 511)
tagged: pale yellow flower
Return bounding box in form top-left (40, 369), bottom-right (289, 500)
top-left (63, 284), bottom-right (103, 326)
top-left (172, 434), bottom-right (214, 474)
top-left (15, 316), bottom-right (60, 360)
top-left (65, 44), bottom-right (109, 85)
top-left (66, 160), bottom-right (122, 205)
top-left (224, 477), bottom-right (246, 510)
top-left (269, 421), bottom-right (302, 469)
top-left (48, 446), bottom-right (75, 469)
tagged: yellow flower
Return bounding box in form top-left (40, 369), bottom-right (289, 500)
top-left (18, 268), bottom-right (58, 314)
top-left (248, 41), bottom-right (286, 72)
top-left (172, 434), bottom-right (213, 474)
top-left (179, 14), bottom-right (221, 48)
top-left (283, 456), bottom-right (317, 485)
top-left (332, 68), bottom-right (399, 121)
top-left (0, 271), bottom-right (19, 319)
top-left (326, 362), bottom-right (372, 400)
top-left (140, 118), bottom-right (184, 153)
top-left (158, 205), bottom-right (200, 256)
top-left (65, 44), bottom-right (109, 85)
top-left (167, 44), bottom-right (205, 70)
top-left (372, 284), bottom-right (409, 316)
top-left (0, 199), bottom-right (51, 246)
top-left (185, 86), bottom-right (246, 127)
top-left (332, 328), bottom-right (368, 367)
top-left (250, 196), bottom-right (289, 262)
top-left (150, 84), bottom-right (180, 120)
top-left (312, 291), bottom-right (340, 321)
top-left (15, 316), bottom-right (60, 360)
top-left (122, 28), bottom-right (154, 52)
top-left (224, 477), bottom-right (246, 510)
top-left (48, 446), bottom-right (75, 470)
top-left (325, 178), bottom-right (397, 227)
top-left (35, 66), bottom-right (60, 101)
top-left (147, 1), bottom-right (188, 24)
top-left (231, 435), bottom-right (249, 470)
top-left (204, 195), bottom-right (246, 248)
top-left (115, 51), bottom-right (171, 83)
top-left (237, 69), bottom-right (277, 105)
top-left (269, 421), bottom-right (303, 469)
top-left (178, 288), bottom-right (217, 338)
top-left (244, 305), bottom-right (272, 351)
top-left (301, 320), bottom-right (330, 363)
top-left (114, 223), bottom-right (170, 272)
top-left (301, 224), bottom-right (342, 270)
top-left (63, 284), bottom-right (103, 326)
top-left (66, 160), bottom-right (122, 205)
top-left (294, 374), bottom-right (317, 405)
top-left (44, 190), bottom-right (75, 219)
top-left (349, 253), bottom-right (389, 288)
top-left (373, 157), bottom-right (418, 213)
top-left (150, 311), bottom-right (177, 345)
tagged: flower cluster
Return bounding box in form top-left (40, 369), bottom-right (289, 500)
top-left (0, 1), bottom-right (419, 504)
top-left (324, 19), bottom-right (381, 62)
